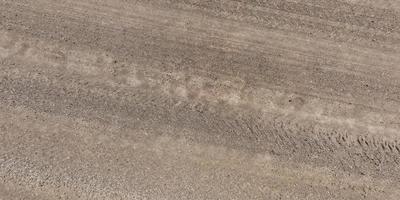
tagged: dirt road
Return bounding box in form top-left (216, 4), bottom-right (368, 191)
top-left (1, 0), bottom-right (400, 199)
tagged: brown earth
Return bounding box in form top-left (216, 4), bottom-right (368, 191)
top-left (1, 0), bottom-right (400, 199)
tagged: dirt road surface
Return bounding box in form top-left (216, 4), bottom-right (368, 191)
top-left (1, 0), bottom-right (400, 199)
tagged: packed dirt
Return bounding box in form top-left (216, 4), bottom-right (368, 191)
top-left (1, 0), bottom-right (400, 199)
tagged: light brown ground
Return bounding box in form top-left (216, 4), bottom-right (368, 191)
top-left (1, 0), bottom-right (400, 199)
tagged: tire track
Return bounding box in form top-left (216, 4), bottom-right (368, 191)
top-left (139, 0), bottom-right (400, 49)
top-left (1, 68), bottom-right (400, 179)
top-left (1, 26), bottom-right (400, 132)
top-left (3, 0), bottom-right (400, 75)
top-left (2, 7), bottom-right (400, 116)
top-left (1, 0), bottom-right (400, 198)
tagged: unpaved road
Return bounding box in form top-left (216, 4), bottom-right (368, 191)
top-left (1, 0), bottom-right (400, 199)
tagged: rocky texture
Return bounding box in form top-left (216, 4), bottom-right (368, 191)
top-left (1, 0), bottom-right (400, 199)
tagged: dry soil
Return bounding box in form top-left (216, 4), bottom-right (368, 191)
top-left (1, 0), bottom-right (400, 199)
